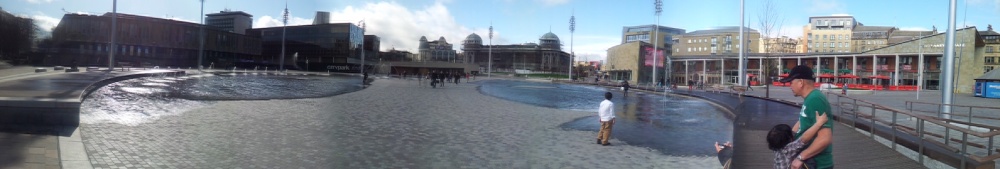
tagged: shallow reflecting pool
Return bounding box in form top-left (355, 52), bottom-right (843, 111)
top-left (478, 80), bottom-right (733, 156)
top-left (80, 73), bottom-right (362, 125)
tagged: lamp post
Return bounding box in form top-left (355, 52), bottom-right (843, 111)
top-left (738, 0), bottom-right (746, 86)
top-left (280, 0), bottom-right (288, 71)
top-left (488, 23), bottom-right (493, 78)
top-left (109, 0), bottom-right (117, 70)
top-left (569, 11), bottom-right (575, 81)
top-left (941, 0), bottom-right (957, 117)
top-left (198, 0), bottom-right (205, 71)
top-left (652, 0), bottom-right (661, 85)
top-left (359, 20), bottom-right (366, 76)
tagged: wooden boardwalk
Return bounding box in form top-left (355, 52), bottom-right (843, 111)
top-left (676, 90), bottom-right (925, 169)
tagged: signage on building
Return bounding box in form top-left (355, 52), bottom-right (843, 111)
top-left (879, 65), bottom-right (889, 70)
top-left (325, 63), bottom-right (371, 73)
top-left (985, 82), bottom-right (1000, 98)
top-left (643, 46), bottom-right (665, 67)
top-left (903, 65), bottom-right (911, 70)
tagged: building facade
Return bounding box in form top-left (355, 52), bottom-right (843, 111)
top-left (50, 13), bottom-right (261, 68)
top-left (205, 10), bottom-right (253, 35)
top-left (418, 36), bottom-right (457, 62)
top-left (604, 41), bottom-right (668, 84)
top-left (803, 15), bottom-right (858, 53)
top-left (461, 32), bottom-right (571, 74)
top-left (0, 7), bottom-right (35, 63)
top-left (674, 26), bottom-right (761, 56)
top-left (759, 36), bottom-right (799, 54)
top-left (850, 26), bottom-right (893, 52)
top-left (621, 25), bottom-right (685, 51)
top-left (670, 26), bottom-right (992, 94)
top-left (982, 25), bottom-right (999, 74)
top-left (247, 22), bottom-right (376, 72)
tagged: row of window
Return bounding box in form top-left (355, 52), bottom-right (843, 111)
top-left (808, 34), bottom-right (850, 41)
top-left (686, 36), bottom-right (738, 44)
top-left (808, 42), bottom-right (850, 48)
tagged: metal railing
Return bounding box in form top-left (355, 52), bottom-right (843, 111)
top-left (832, 93), bottom-right (1000, 169)
top-left (905, 101), bottom-right (1000, 131)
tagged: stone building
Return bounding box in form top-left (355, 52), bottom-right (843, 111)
top-left (604, 41), bottom-right (667, 84)
top-left (981, 25), bottom-right (1000, 74)
top-left (803, 15), bottom-right (858, 53)
top-left (205, 10), bottom-right (252, 35)
top-left (418, 36), bottom-right (457, 62)
top-left (51, 12), bottom-right (261, 68)
top-left (461, 32), bottom-right (571, 74)
top-left (674, 26), bottom-right (761, 55)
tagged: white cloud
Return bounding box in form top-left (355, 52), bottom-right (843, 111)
top-left (830, 13), bottom-right (851, 16)
top-left (253, 15), bottom-right (313, 28)
top-left (31, 14), bottom-right (60, 32)
top-left (569, 35), bottom-right (619, 62)
top-left (537, 0), bottom-right (570, 6)
top-left (24, 0), bottom-right (53, 4)
top-left (327, 1), bottom-right (504, 52)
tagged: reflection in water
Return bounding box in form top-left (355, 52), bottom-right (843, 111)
top-left (80, 74), bottom-right (362, 126)
top-left (477, 80), bottom-right (732, 156)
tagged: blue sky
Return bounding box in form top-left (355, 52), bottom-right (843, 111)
top-left (4, 0), bottom-right (1000, 61)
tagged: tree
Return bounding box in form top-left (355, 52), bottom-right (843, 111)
top-left (756, 0), bottom-right (785, 98)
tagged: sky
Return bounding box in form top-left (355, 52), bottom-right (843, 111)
top-left (4, 0), bottom-right (1000, 62)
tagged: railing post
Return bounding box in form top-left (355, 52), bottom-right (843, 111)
top-left (853, 99), bottom-right (859, 129)
top-left (989, 135), bottom-right (995, 156)
top-left (945, 128), bottom-right (950, 146)
top-left (918, 118), bottom-right (925, 164)
top-left (968, 106), bottom-right (973, 129)
top-left (938, 104), bottom-right (943, 118)
top-left (961, 133), bottom-right (967, 169)
top-left (871, 106), bottom-right (877, 138)
top-left (892, 111), bottom-right (898, 150)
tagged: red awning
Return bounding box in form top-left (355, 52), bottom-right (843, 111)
top-left (778, 73), bottom-right (789, 77)
top-left (837, 74), bottom-right (859, 79)
top-left (818, 73), bottom-right (835, 78)
top-left (869, 75), bottom-right (890, 79)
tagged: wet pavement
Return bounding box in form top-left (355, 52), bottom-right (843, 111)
top-left (477, 80), bottom-right (733, 156)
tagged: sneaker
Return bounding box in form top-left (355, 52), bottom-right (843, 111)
top-left (602, 143), bottom-right (611, 146)
top-left (596, 139), bottom-right (602, 144)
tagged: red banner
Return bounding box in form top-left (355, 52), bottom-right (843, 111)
top-left (644, 46), bottom-right (664, 67)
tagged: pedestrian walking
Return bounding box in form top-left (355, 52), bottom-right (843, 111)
top-left (621, 81), bottom-right (630, 97)
top-left (596, 92), bottom-right (615, 146)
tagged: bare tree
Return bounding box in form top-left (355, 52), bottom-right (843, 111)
top-left (756, 0), bottom-right (785, 98)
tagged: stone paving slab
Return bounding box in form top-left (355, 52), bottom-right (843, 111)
top-left (0, 132), bottom-right (61, 169)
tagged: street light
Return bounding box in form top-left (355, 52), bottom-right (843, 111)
top-left (652, 0), bottom-right (661, 85)
top-left (488, 23), bottom-right (493, 78)
top-left (198, 0), bottom-right (205, 71)
top-left (569, 10), bottom-right (575, 81)
top-left (109, 0), bottom-right (117, 70)
top-left (279, 0), bottom-right (289, 71)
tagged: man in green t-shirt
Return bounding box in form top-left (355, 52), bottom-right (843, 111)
top-left (778, 65), bottom-right (834, 169)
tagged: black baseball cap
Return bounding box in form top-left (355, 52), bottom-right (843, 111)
top-left (779, 65), bottom-right (815, 83)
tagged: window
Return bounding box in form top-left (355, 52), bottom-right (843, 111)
top-left (986, 66), bottom-right (995, 74)
top-left (823, 35), bottom-right (827, 40)
top-left (987, 57), bottom-right (996, 64)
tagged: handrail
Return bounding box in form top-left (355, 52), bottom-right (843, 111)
top-left (829, 92), bottom-right (999, 168)
top-left (906, 100), bottom-right (1000, 110)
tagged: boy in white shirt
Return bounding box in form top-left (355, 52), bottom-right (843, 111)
top-left (596, 92), bottom-right (616, 146)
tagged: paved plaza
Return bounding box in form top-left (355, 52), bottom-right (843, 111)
top-left (77, 78), bottom-right (718, 168)
top-left (2, 64), bottom-right (994, 168)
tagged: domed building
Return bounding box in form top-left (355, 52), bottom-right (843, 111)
top-left (460, 32), bottom-right (571, 74)
top-left (417, 36), bottom-right (456, 62)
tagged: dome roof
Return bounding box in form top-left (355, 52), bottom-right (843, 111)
top-left (540, 32), bottom-right (560, 41)
top-left (465, 33), bottom-right (482, 43)
top-left (420, 36), bottom-right (428, 41)
top-left (438, 36), bottom-right (447, 43)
